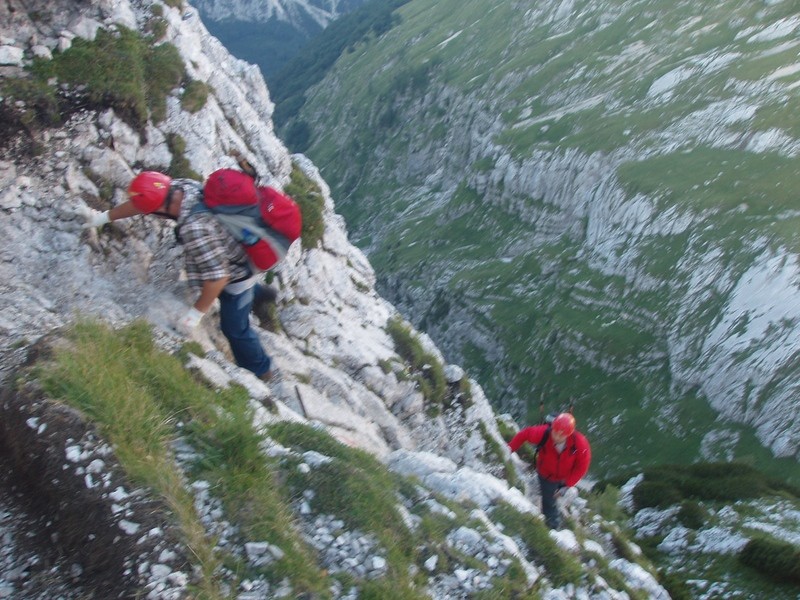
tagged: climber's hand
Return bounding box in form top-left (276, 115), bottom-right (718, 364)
top-left (76, 205), bottom-right (110, 229)
top-left (175, 307), bottom-right (204, 336)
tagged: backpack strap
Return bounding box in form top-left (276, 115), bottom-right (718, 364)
top-left (187, 197), bottom-right (292, 251)
top-left (532, 425), bottom-right (551, 465)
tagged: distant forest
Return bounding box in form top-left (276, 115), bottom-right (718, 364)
top-left (271, 0), bottom-right (411, 151)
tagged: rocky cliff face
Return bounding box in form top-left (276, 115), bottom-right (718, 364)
top-left (190, 0), bottom-right (364, 28)
top-left (0, 1), bottom-right (668, 598)
top-left (292, 0), bottom-right (800, 470)
top-left (187, 0), bottom-right (370, 80)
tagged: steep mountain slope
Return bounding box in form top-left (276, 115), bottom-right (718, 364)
top-left (290, 0), bottom-right (800, 480)
top-left (191, 0), bottom-right (369, 79)
top-left (0, 0), bottom-right (679, 598)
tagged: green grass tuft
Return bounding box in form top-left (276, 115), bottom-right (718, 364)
top-left (284, 163), bottom-right (326, 250)
top-left (630, 462), bottom-right (799, 510)
top-left (739, 536), bottom-right (800, 585)
top-left (37, 319), bottom-right (327, 597)
top-left (491, 502), bottom-right (583, 586)
top-left (268, 421), bottom-right (423, 594)
top-left (386, 316), bottom-right (447, 407)
top-left (181, 80), bottom-right (211, 114)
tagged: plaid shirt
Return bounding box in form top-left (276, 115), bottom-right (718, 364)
top-left (174, 179), bottom-right (251, 290)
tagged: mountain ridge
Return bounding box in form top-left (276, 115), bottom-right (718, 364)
top-left (191, 0), bottom-right (370, 79)
top-left (0, 0), bottom-right (677, 597)
top-left (1, 1), bottom-right (798, 598)
top-left (288, 0), bottom-right (800, 477)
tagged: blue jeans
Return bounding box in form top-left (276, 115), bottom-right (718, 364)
top-left (538, 474), bottom-right (562, 530)
top-left (218, 286), bottom-right (271, 377)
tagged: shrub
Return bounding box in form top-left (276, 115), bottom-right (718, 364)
top-left (166, 133), bottom-right (201, 180)
top-left (491, 502), bottom-right (583, 586)
top-left (587, 485), bottom-right (628, 524)
top-left (181, 79), bottom-right (210, 113)
top-left (632, 481), bottom-right (682, 510)
top-left (739, 536), bottom-right (800, 584)
top-left (144, 41), bottom-right (185, 123)
top-left (14, 26), bottom-right (186, 132)
top-left (386, 316), bottom-right (447, 406)
top-left (0, 77), bottom-right (60, 131)
top-left (284, 163), bottom-right (325, 249)
top-left (32, 28), bottom-right (150, 125)
top-left (658, 569), bottom-right (693, 600)
top-left (677, 500), bottom-right (705, 529)
top-left (285, 120), bottom-right (312, 152)
top-left (609, 528), bottom-right (640, 563)
top-left (626, 461), bottom-right (790, 510)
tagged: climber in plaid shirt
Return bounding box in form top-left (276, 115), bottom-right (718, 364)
top-left (78, 171), bottom-right (275, 381)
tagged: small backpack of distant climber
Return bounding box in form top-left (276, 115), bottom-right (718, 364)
top-left (201, 168), bottom-right (302, 271)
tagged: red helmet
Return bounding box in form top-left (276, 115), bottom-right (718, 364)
top-left (552, 413), bottom-right (576, 437)
top-left (128, 171), bottom-right (171, 213)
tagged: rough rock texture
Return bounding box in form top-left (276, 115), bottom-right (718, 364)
top-left (0, 1), bottom-right (669, 598)
top-left (294, 0), bottom-right (800, 461)
top-left (0, 374), bottom-right (189, 598)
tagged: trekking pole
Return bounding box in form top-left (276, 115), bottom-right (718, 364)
top-left (294, 385), bottom-right (308, 419)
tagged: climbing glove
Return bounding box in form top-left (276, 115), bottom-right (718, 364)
top-left (175, 307), bottom-right (205, 336)
top-left (76, 205), bottom-right (110, 228)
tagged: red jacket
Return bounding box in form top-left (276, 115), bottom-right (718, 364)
top-left (508, 425), bottom-right (591, 487)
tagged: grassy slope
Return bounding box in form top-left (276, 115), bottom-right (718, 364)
top-left (294, 0), bottom-right (800, 482)
top-left (35, 320), bottom-right (615, 598)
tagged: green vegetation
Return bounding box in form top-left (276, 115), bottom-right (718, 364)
top-left (586, 485), bottom-right (629, 527)
top-left (2, 26), bottom-right (186, 144)
top-left (0, 77), bottom-right (60, 131)
top-left (181, 79), bottom-right (211, 113)
top-left (267, 422), bottom-right (427, 598)
top-left (473, 562), bottom-right (540, 600)
top-left (614, 462), bottom-right (800, 510)
top-left (37, 27), bottom-right (183, 126)
top-left (657, 570), bottom-right (693, 600)
top-left (37, 319), bottom-right (328, 597)
top-left (491, 502), bottom-right (583, 586)
top-left (596, 460), bottom-right (800, 599)
top-left (166, 134), bottom-right (201, 181)
top-left (271, 0), bottom-right (411, 132)
top-left (284, 163), bottom-right (326, 249)
top-left (676, 500), bottom-right (705, 529)
top-left (386, 316), bottom-right (447, 409)
top-left (285, 0), bottom-right (800, 487)
top-left (617, 148), bottom-right (800, 254)
top-left (739, 536), bottom-right (800, 585)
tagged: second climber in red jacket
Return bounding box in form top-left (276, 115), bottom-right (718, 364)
top-left (508, 412), bottom-right (591, 529)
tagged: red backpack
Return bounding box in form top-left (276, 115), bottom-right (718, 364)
top-left (199, 169), bottom-right (302, 271)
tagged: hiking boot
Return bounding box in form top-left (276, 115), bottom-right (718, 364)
top-left (255, 283), bottom-right (278, 304)
top-left (259, 369), bottom-right (273, 382)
